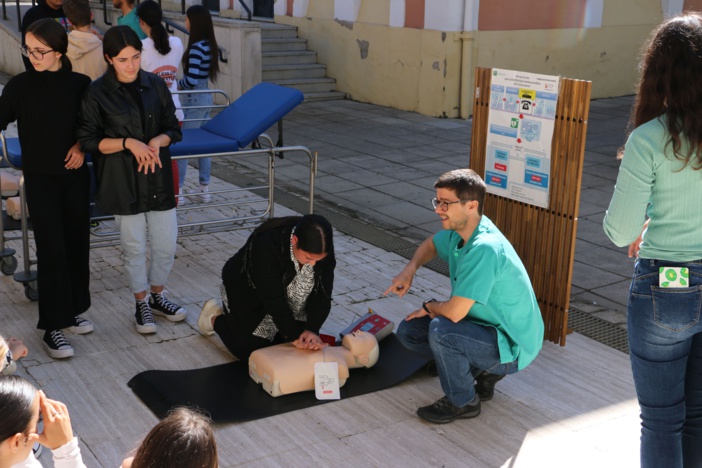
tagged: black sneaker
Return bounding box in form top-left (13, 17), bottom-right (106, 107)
top-left (42, 330), bottom-right (74, 359)
top-left (67, 315), bottom-right (94, 334)
top-left (135, 300), bottom-right (157, 334)
top-left (149, 291), bottom-right (186, 322)
top-left (475, 372), bottom-right (505, 401)
top-left (417, 395), bottom-right (481, 424)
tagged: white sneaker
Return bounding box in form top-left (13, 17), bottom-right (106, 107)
top-left (189, 184), bottom-right (211, 203)
top-left (1, 360), bottom-right (17, 375)
top-left (198, 299), bottom-right (223, 336)
top-left (200, 185), bottom-right (211, 203)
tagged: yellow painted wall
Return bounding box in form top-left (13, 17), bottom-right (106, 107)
top-left (474, 25), bottom-right (652, 100)
top-left (358, 0), bottom-right (391, 26)
top-left (280, 16), bottom-right (463, 116)
top-left (276, 0), bottom-right (663, 117)
top-left (307, 0), bottom-right (334, 19)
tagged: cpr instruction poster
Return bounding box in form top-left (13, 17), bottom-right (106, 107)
top-left (486, 69), bottom-right (560, 208)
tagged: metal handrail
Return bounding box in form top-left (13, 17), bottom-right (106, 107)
top-left (14, 0), bottom-right (21, 32)
top-left (163, 17), bottom-right (186, 35)
top-left (102, 0), bottom-right (111, 26)
top-left (238, 0), bottom-right (251, 21)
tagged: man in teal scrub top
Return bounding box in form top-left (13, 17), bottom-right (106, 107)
top-left (385, 169), bottom-right (544, 424)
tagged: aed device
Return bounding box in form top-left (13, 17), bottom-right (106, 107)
top-left (339, 309), bottom-right (394, 342)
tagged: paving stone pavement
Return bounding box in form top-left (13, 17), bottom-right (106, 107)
top-left (0, 78), bottom-right (641, 465)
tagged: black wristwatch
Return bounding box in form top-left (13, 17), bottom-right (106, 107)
top-left (422, 299), bottom-right (437, 314)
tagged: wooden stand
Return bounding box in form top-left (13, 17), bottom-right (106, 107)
top-left (468, 67), bottom-right (592, 346)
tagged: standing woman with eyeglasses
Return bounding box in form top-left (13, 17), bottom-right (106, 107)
top-left (0, 19), bottom-right (92, 360)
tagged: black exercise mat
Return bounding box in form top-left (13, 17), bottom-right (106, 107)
top-left (128, 333), bottom-right (431, 423)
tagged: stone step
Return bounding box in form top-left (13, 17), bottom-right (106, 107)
top-left (259, 24), bottom-right (299, 39)
top-left (262, 50), bottom-right (317, 66)
top-left (261, 38), bottom-right (308, 53)
top-left (263, 63), bottom-right (327, 80)
top-left (303, 91), bottom-right (347, 102)
top-left (267, 77), bottom-right (338, 94)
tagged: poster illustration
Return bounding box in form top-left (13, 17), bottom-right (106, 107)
top-left (485, 69), bottom-right (560, 208)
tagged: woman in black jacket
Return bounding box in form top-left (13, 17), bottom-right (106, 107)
top-left (0, 20), bottom-right (92, 359)
top-left (77, 26), bottom-right (185, 335)
top-left (197, 215), bottom-right (336, 360)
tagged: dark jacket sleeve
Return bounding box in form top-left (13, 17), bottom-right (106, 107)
top-left (154, 77), bottom-right (181, 145)
top-left (76, 83), bottom-right (105, 154)
top-left (247, 237), bottom-right (303, 341)
top-left (304, 253), bottom-right (335, 334)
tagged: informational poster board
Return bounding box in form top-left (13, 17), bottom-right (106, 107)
top-left (485, 69), bottom-right (560, 208)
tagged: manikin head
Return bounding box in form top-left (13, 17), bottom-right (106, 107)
top-left (341, 331), bottom-right (379, 368)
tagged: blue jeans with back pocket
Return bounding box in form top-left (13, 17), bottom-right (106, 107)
top-left (628, 258), bottom-right (702, 467)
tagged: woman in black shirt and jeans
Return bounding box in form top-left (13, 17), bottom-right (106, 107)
top-left (78, 26), bottom-right (185, 335)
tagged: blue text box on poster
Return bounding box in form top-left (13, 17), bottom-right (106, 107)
top-left (487, 171), bottom-right (508, 189)
top-left (524, 170), bottom-right (549, 189)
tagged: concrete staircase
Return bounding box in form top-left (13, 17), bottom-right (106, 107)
top-left (260, 23), bottom-right (345, 102)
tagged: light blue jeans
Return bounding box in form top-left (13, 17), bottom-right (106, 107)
top-left (627, 258), bottom-right (702, 468)
top-left (396, 316), bottom-right (517, 407)
top-left (178, 81), bottom-right (212, 188)
top-left (114, 209), bottom-right (178, 294)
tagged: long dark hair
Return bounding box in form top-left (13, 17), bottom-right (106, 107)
top-left (182, 5), bottom-right (219, 82)
top-left (26, 19), bottom-right (71, 71)
top-left (136, 0), bottom-right (171, 56)
top-left (251, 215), bottom-right (334, 255)
top-left (630, 13), bottom-right (702, 169)
top-left (0, 376), bottom-right (37, 442)
top-left (131, 407), bottom-right (217, 468)
top-left (103, 25), bottom-right (142, 69)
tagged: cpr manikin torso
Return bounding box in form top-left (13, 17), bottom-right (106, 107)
top-left (249, 331), bottom-right (380, 397)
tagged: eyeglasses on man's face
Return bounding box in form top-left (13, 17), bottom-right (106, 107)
top-left (431, 198), bottom-right (471, 211)
top-left (20, 46), bottom-right (54, 60)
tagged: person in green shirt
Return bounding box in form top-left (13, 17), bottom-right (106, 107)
top-left (603, 13), bottom-right (702, 468)
top-left (385, 169), bottom-right (543, 424)
top-left (113, 0), bottom-right (146, 40)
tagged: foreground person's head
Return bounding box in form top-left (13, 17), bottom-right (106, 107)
top-left (123, 407), bottom-right (218, 468)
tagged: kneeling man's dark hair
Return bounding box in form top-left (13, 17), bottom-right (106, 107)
top-left (435, 169), bottom-right (486, 215)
